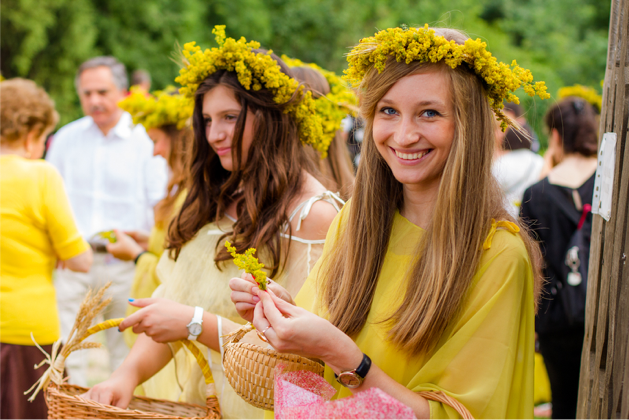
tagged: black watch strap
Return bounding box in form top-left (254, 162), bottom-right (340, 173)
top-left (355, 353), bottom-right (372, 379)
top-left (334, 353), bottom-right (372, 379)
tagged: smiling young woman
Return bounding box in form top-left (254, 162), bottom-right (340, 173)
top-left (231, 26), bottom-right (548, 418)
top-left (84, 29), bottom-right (343, 418)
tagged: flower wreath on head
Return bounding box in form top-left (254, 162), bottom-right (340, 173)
top-left (118, 86), bottom-right (193, 130)
top-left (558, 84), bottom-right (602, 113)
top-left (281, 55), bottom-right (358, 156)
top-left (344, 25), bottom-right (551, 130)
top-left (176, 26), bottom-right (326, 156)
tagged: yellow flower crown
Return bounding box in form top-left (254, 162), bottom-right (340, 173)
top-left (118, 86), bottom-right (193, 130)
top-left (175, 26), bottom-right (325, 155)
top-left (344, 25), bottom-right (551, 129)
top-left (282, 55), bottom-right (358, 156)
top-left (558, 84), bottom-right (602, 113)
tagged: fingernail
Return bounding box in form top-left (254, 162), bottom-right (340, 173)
top-left (128, 298), bottom-right (135, 302)
top-left (253, 296), bottom-right (260, 302)
top-left (118, 328), bottom-right (121, 333)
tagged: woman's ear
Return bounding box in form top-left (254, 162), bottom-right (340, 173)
top-left (550, 128), bottom-right (565, 164)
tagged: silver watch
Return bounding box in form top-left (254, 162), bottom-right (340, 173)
top-left (186, 306), bottom-right (204, 340)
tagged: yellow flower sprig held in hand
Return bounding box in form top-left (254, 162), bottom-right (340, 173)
top-left (225, 241), bottom-right (268, 290)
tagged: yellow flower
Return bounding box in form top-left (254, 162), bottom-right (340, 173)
top-left (118, 86), bottom-right (193, 130)
top-left (344, 25), bottom-right (551, 130)
top-left (177, 26), bottom-right (323, 154)
top-left (558, 84), bottom-right (602, 112)
top-left (281, 55), bottom-right (358, 158)
top-left (225, 241), bottom-right (268, 290)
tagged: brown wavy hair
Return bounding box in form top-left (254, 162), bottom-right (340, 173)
top-left (167, 53), bottom-right (315, 277)
top-left (153, 124), bottom-right (193, 227)
top-left (1, 78), bottom-right (59, 144)
top-left (291, 66), bottom-right (355, 199)
top-left (320, 28), bottom-right (544, 357)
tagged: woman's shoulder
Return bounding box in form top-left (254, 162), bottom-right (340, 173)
top-left (480, 220), bottom-right (530, 267)
top-left (287, 174), bottom-right (344, 241)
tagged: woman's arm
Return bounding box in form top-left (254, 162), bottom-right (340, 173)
top-left (84, 333), bottom-right (171, 408)
top-left (252, 290), bottom-right (431, 418)
top-left (119, 298), bottom-right (221, 352)
top-left (60, 248), bottom-right (93, 272)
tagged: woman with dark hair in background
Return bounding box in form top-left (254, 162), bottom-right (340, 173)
top-left (520, 96), bottom-right (599, 419)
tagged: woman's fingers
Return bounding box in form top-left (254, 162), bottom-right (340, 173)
top-left (229, 277), bottom-right (256, 292)
top-left (231, 290), bottom-right (259, 305)
top-left (119, 308), bottom-right (147, 331)
top-left (258, 291), bottom-right (290, 325)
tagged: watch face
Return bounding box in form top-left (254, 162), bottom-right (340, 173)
top-left (337, 372), bottom-right (362, 388)
top-left (188, 323), bottom-right (202, 336)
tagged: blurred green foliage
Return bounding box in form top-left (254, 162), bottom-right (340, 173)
top-left (2, 0), bottom-right (610, 144)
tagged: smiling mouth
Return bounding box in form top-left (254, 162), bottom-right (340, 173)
top-left (393, 149), bottom-right (431, 160)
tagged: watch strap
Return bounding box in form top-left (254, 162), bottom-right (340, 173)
top-left (187, 306), bottom-right (204, 341)
top-left (335, 353), bottom-right (372, 380)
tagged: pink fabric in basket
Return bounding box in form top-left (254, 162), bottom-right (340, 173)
top-left (274, 364), bottom-right (416, 419)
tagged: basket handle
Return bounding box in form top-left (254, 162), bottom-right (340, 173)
top-left (417, 391), bottom-right (473, 419)
top-left (221, 322), bottom-right (254, 346)
top-left (84, 319), bottom-right (216, 388)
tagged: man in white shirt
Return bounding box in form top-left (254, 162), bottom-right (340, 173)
top-left (46, 56), bottom-right (167, 386)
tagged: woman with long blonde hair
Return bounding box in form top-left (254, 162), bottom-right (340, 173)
top-left (231, 26), bottom-right (548, 418)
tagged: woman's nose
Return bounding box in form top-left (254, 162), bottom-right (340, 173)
top-left (396, 117), bottom-right (420, 146)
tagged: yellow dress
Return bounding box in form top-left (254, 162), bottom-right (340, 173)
top-left (143, 192), bottom-right (343, 419)
top-left (295, 202), bottom-right (536, 419)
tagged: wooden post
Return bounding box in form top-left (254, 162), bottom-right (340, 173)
top-left (577, 0), bottom-right (629, 418)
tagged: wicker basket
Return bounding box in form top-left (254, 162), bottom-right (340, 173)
top-left (222, 323), bottom-right (324, 410)
top-left (44, 319), bottom-right (221, 419)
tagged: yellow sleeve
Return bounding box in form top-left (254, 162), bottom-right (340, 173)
top-left (42, 165), bottom-right (89, 260)
top-left (409, 230), bottom-right (535, 419)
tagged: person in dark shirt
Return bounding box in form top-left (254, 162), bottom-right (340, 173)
top-left (520, 96), bottom-right (599, 419)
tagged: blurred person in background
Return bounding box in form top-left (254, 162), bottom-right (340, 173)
top-left (520, 97), bottom-right (599, 419)
top-left (131, 69), bottom-right (151, 92)
top-left (492, 105), bottom-right (544, 217)
top-left (290, 65), bottom-right (355, 199)
top-left (46, 56), bottom-right (167, 387)
top-left (504, 102), bottom-right (540, 152)
top-left (0, 79), bottom-right (93, 419)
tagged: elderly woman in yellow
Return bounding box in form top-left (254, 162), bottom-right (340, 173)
top-left (231, 26), bottom-right (549, 418)
top-left (85, 27), bottom-right (343, 419)
top-left (104, 87), bottom-right (193, 347)
top-left (0, 79), bottom-right (92, 419)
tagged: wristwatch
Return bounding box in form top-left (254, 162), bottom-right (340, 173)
top-left (335, 353), bottom-right (372, 388)
top-left (186, 306), bottom-right (204, 341)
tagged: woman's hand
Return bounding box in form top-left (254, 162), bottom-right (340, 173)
top-left (82, 370), bottom-right (138, 409)
top-left (229, 273), bottom-right (295, 323)
top-left (120, 298), bottom-right (194, 343)
top-left (106, 229), bottom-right (145, 261)
top-left (125, 230), bottom-right (150, 250)
top-left (252, 289), bottom-right (362, 372)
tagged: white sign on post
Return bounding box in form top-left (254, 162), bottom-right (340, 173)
top-left (592, 132), bottom-right (617, 221)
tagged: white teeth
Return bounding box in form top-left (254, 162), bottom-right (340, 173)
top-left (395, 150), bottom-right (428, 160)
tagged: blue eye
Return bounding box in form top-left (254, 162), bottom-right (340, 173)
top-left (423, 110), bottom-right (439, 118)
top-left (381, 107), bottom-right (397, 115)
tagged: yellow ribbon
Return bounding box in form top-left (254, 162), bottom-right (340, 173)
top-left (483, 219), bottom-right (520, 250)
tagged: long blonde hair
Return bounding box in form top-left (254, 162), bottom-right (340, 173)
top-left (321, 28), bottom-right (543, 357)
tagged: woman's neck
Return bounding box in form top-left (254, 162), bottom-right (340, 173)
top-left (548, 153), bottom-right (597, 189)
top-left (400, 182), bottom-right (440, 229)
top-left (0, 144), bottom-right (28, 158)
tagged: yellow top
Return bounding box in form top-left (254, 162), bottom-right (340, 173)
top-left (295, 202), bottom-right (535, 419)
top-left (0, 155), bottom-right (88, 345)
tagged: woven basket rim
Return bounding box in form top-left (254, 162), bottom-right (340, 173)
top-left (46, 383), bottom-right (217, 419)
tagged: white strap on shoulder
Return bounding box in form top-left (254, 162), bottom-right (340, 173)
top-left (289, 191), bottom-right (345, 232)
